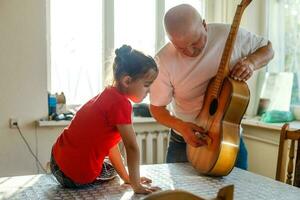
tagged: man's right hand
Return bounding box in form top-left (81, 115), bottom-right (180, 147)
top-left (177, 121), bottom-right (208, 147)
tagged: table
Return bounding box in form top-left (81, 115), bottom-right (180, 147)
top-left (0, 163), bottom-right (299, 200)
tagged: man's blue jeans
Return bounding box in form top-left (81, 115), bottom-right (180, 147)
top-left (166, 129), bottom-right (248, 170)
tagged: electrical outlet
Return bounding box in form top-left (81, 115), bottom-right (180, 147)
top-left (9, 118), bottom-right (19, 128)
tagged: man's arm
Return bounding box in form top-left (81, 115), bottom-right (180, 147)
top-left (149, 104), bottom-right (206, 147)
top-left (231, 41), bottom-right (274, 81)
top-left (247, 41), bottom-right (274, 70)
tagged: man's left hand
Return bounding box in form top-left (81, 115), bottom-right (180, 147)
top-left (230, 57), bottom-right (255, 82)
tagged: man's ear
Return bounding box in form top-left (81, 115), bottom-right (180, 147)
top-left (120, 75), bottom-right (132, 88)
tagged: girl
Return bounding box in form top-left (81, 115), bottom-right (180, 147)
top-left (50, 45), bottom-right (160, 194)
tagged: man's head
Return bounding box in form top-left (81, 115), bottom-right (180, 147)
top-left (164, 4), bottom-right (207, 57)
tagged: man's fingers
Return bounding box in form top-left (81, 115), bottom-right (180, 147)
top-left (196, 131), bottom-right (208, 138)
top-left (231, 58), bottom-right (245, 75)
top-left (188, 135), bottom-right (207, 147)
top-left (230, 64), bottom-right (240, 76)
top-left (239, 69), bottom-right (249, 80)
top-left (233, 65), bottom-right (247, 79)
top-left (191, 124), bottom-right (206, 132)
top-left (187, 136), bottom-right (200, 147)
top-left (195, 131), bottom-right (211, 145)
top-left (243, 73), bottom-right (252, 81)
top-left (237, 65), bottom-right (248, 77)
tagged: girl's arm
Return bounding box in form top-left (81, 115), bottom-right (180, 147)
top-left (117, 124), bottom-right (160, 194)
top-left (108, 144), bottom-right (129, 183)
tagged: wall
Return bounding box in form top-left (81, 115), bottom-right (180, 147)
top-left (242, 124), bottom-right (281, 178)
top-left (0, 0), bottom-right (271, 177)
top-left (0, 0), bottom-right (49, 176)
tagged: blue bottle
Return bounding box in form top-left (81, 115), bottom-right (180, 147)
top-left (48, 93), bottom-right (57, 118)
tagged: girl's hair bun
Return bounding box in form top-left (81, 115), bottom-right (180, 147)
top-left (115, 45), bottom-right (132, 58)
top-left (112, 44), bottom-right (157, 84)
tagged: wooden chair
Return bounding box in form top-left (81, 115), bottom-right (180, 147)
top-left (143, 185), bottom-right (234, 200)
top-left (276, 123), bottom-right (300, 187)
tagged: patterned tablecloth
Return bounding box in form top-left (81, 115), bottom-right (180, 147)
top-left (0, 163), bottom-right (299, 200)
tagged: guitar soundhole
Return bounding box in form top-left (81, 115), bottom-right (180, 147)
top-left (209, 98), bottom-right (218, 116)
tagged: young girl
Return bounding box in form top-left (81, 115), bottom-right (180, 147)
top-left (50, 45), bottom-right (160, 194)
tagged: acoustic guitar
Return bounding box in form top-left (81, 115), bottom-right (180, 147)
top-left (187, 0), bottom-right (252, 176)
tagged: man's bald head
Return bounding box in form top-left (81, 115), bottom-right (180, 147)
top-left (164, 4), bottom-right (202, 38)
top-left (163, 4), bottom-right (208, 57)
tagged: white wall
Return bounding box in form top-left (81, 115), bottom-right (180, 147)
top-left (0, 0), bottom-right (51, 176)
top-left (0, 0), bottom-right (270, 177)
top-left (242, 124), bottom-right (281, 179)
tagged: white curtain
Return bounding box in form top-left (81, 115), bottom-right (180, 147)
top-left (205, 0), bottom-right (241, 23)
top-left (267, 0), bottom-right (300, 105)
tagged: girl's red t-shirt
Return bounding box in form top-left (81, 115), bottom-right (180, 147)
top-left (52, 87), bottom-right (132, 184)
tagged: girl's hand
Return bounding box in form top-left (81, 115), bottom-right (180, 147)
top-left (133, 184), bottom-right (161, 194)
top-left (140, 176), bottom-right (152, 184)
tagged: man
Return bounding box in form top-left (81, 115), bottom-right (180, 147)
top-left (150, 4), bottom-right (274, 169)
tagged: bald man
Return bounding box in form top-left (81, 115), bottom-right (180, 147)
top-left (150, 4), bottom-right (274, 169)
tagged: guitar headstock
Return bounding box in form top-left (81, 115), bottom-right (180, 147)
top-left (240, 0), bottom-right (252, 9)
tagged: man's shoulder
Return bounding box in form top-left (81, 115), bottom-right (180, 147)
top-left (208, 23), bottom-right (231, 34)
top-left (208, 23), bottom-right (251, 35)
top-left (155, 42), bottom-right (179, 68)
top-left (156, 42), bottom-right (176, 57)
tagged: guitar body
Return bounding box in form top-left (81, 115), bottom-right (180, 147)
top-left (186, 0), bottom-right (252, 177)
top-left (187, 77), bottom-right (250, 176)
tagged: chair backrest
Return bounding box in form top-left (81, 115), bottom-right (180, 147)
top-left (276, 123), bottom-right (300, 187)
top-left (143, 185), bottom-right (234, 200)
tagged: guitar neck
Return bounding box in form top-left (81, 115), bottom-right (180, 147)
top-left (211, 4), bottom-right (248, 97)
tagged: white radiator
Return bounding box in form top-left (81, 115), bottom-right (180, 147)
top-left (136, 130), bottom-right (170, 164)
top-left (119, 130), bottom-right (170, 164)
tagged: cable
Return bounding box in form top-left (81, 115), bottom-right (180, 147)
top-left (15, 123), bottom-right (59, 184)
top-left (34, 122), bottom-right (39, 173)
top-left (16, 123), bottom-right (47, 174)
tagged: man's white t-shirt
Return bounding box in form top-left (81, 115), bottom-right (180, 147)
top-left (150, 23), bottom-right (268, 125)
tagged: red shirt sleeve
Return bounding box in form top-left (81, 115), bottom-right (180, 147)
top-left (108, 99), bottom-right (132, 125)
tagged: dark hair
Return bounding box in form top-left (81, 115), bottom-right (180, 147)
top-left (113, 45), bottom-right (158, 83)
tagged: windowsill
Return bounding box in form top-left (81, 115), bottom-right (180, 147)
top-left (241, 116), bottom-right (300, 131)
top-left (37, 116), bottom-right (157, 127)
top-left (37, 115), bottom-right (300, 130)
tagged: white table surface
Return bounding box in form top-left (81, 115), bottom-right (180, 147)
top-left (0, 163), bottom-right (299, 200)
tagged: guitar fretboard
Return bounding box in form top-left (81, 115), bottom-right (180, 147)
top-left (211, 4), bottom-right (248, 97)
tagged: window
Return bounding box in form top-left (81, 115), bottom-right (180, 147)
top-left (267, 0), bottom-right (300, 107)
top-left (114, 0), bottom-right (204, 104)
top-left (49, 0), bottom-right (204, 105)
top-left (50, 0), bottom-right (102, 105)
top-left (114, 0), bottom-right (156, 55)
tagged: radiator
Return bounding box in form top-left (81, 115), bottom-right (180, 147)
top-left (136, 130), bottom-right (170, 164)
top-left (119, 130), bottom-right (170, 164)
